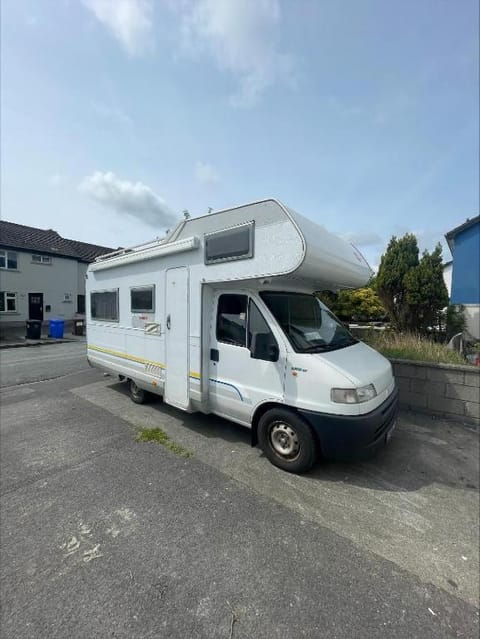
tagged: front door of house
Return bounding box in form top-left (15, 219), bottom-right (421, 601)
top-left (28, 293), bottom-right (44, 321)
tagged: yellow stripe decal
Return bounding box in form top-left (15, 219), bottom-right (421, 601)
top-left (88, 344), bottom-right (201, 380)
top-left (88, 344), bottom-right (165, 369)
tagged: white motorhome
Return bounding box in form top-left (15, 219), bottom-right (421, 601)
top-left (86, 199), bottom-right (398, 473)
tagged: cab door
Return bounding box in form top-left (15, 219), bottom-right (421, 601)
top-left (208, 292), bottom-right (285, 424)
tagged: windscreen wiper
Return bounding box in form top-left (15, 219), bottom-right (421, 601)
top-left (301, 344), bottom-right (329, 353)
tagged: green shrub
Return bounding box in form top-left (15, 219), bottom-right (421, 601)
top-left (317, 287), bottom-right (386, 321)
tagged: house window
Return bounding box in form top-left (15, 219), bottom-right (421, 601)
top-left (216, 294), bottom-right (247, 346)
top-left (63, 293), bottom-right (72, 302)
top-left (77, 295), bottom-right (85, 314)
top-left (131, 286), bottom-right (155, 313)
top-left (0, 292), bottom-right (17, 312)
top-left (32, 254), bottom-right (52, 265)
top-left (0, 250), bottom-right (18, 270)
top-left (90, 290), bottom-right (119, 321)
top-left (205, 222), bottom-right (254, 264)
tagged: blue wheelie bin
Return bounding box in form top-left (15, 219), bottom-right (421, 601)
top-left (49, 318), bottom-right (65, 339)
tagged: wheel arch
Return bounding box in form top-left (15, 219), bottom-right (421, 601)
top-left (251, 402), bottom-right (298, 447)
top-left (251, 402), bottom-right (322, 453)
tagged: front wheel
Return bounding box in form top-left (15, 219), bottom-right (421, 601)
top-left (129, 379), bottom-right (148, 404)
top-left (257, 408), bottom-right (318, 474)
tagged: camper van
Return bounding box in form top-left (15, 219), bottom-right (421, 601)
top-left (86, 199), bottom-right (398, 473)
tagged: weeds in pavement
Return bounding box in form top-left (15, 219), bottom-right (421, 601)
top-left (135, 427), bottom-right (192, 458)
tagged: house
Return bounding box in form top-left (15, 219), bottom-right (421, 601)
top-left (0, 221), bottom-right (115, 331)
top-left (445, 215), bottom-right (480, 340)
top-left (442, 260), bottom-right (453, 297)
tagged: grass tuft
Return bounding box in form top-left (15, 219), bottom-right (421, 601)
top-left (362, 330), bottom-right (470, 366)
top-left (135, 427), bottom-right (193, 458)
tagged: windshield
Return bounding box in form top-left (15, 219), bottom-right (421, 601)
top-left (260, 292), bottom-right (358, 353)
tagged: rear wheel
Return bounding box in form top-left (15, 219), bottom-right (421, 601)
top-left (258, 408), bottom-right (318, 474)
top-left (129, 379), bottom-right (148, 404)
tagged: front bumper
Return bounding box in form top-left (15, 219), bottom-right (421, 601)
top-left (298, 387), bottom-right (399, 461)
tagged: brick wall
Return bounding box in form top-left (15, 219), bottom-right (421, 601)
top-left (391, 359), bottom-right (480, 427)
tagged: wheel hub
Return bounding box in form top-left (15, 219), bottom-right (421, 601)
top-left (270, 422), bottom-right (299, 457)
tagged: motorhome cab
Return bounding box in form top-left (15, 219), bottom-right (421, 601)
top-left (86, 199), bottom-right (398, 473)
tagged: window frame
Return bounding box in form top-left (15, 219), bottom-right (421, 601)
top-left (216, 293), bottom-right (248, 347)
top-left (90, 288), bottom-right (119, 322)
top-left (247, 298), bottom-right (279, 359)
top-left (204, 221), bottom-right (254, 265)
top-left (130, 285), bottom-right (155, 313)
top-left (32, 254), bottom-right (52, 265)
top-left (0, 291), bottom-right (18, 313)
top-left (0, 250), bottom-right (18, 270)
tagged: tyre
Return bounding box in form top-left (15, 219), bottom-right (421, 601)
top-left (129, 379), bottom-right (148, 404)
top-left (257, 408), bottom-right (318, 474)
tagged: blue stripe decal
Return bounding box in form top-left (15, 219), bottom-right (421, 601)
top-left (209, 378), bottom-right (243, 401)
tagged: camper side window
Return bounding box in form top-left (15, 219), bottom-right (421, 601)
top-left (90, 290), bottom-right (119, 321)
top-left (216, 294), bottom-right (247, 347)
top-left (205, 222), bottom-right (254, 264)
top-left (131, 286), bottom-right (154, 313)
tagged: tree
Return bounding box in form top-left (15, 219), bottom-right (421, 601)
top-left (404, 244), bottom-right (449, 333)
top-left (376, 234), bottom-right (419, 331)
top-left (377, 234), bottom-right (448, 334)
top-left (318, 287), bottom-right (385, 321)
top-left (367, 274), bottom-right (378, 291)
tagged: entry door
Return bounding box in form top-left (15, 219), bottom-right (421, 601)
top-left (28, 293), bottom-right (44, 321)
top-left (165, 267), bottom-right (189, 409)
top-left (209, 293), bottom-right (285, 424)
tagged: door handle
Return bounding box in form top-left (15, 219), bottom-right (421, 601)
top-left (210, 348), bottom-right (219, 362)
top-left (166, 314), bottom-right (171, 330)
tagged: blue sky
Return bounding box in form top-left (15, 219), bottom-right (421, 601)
top-left (1, 0), bottom-right (478, 269)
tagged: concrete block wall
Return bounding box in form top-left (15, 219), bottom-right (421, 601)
top-left (391, 359), bottom-right (480, 427)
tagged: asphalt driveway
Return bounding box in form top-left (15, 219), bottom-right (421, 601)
top-left (0, 344), bottom-right (478, 638)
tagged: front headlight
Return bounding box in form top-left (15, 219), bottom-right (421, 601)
top-left (331, 384), bottom-right (377, 404)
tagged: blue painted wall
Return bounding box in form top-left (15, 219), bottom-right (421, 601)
top-left (450, 222), bottom-right (480, 304)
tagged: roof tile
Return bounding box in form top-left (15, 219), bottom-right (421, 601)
top-left (0, 220), bottom-right (115, 262)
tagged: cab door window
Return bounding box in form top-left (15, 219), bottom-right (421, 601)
top-left (216, 294), bottom-right (247, 346)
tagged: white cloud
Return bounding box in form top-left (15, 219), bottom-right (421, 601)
top-left (341, 231), bottom-right (383, 247)
top-left (179, 0), bottom-right (293, 107)
top-left (194, 161), bottom-right (220, 185)
top-left (79, 171), bottom-right (177, 228)
top-left (82, 0), bottom-right (153, 56)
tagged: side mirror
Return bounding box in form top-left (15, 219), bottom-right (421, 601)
top-left (250, 333), bottom-right (279, 362)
